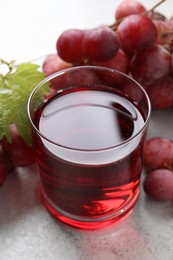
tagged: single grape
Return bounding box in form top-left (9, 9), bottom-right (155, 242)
top-left (147, 77), bottom-right (173, 109)
top-left (154, 20), bottom-right (172, 45)
top-left (94, 48), bottom-right (130, 74)
top-left (48, 74), bottom-right (68, 90)
top-left (82, 25), bottom-right (119, 62)
top-left (66, 67), bottom-right (99, 86)
top-left (0, 148), bottom-right (8, 187)
top-left (147, 11), bottom-right (167, 21)
top-left (42, 54), bottom-right (72, 89)
top-left (115, 0), bottom-right (146, 20)
top-left (131, 44), bottom-right (172, 86)
top-left (120, 79), bottom-right (144, 104)
top-left (42, 54), bottom-right (72, 77)
top-left (56, 29), bottom-right (85, 63)
top-left (2, 124), bottom-right (35, 167)
top-left (143, 169), bottom-right (173, 201)
top-left (117, 14), bottom-right (157, 53)
top-left (143, 137), bottom-right (173, 171)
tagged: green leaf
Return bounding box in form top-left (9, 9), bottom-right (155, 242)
top-left (0, 63), bottom-right (50, 146)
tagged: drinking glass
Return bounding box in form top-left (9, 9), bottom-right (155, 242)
top-left (27, 66), bottom-right (151, 230)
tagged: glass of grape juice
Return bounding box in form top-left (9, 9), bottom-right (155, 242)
top-left (27, 66), bottom-right (151, 230)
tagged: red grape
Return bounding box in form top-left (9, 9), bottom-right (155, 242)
top-left (56, 29), bottom-right (85, 63)
top-left (117, 14), bottom-right (157, 53)
top-left (2, 124), bottom-right (35, 167)
top-left (82, 25), bottom-right (119, 62)
top-left (143, 169), bottom-right (173, 201)
top-left (0, 149), bottom-right (8, 187)
top-left (42, 54), bottom-right (72, 89)
top-left (154, 20), bottom-right (172, 45)
top-left (147, 11), bottom-right (167, 22)
top-left (131, 44), bottom-right (172, 86)
top-left (143, 137), bottom-right (173, 171)
top-left (120, 79), bottom-right (144, 104)
top-left (115, 0), bottom-right (146, 20)
top-left (42, 54), bottom-right (72, 77)
top-left (147, 77), bottom-right (173, 109)
top-left (66, 67), bottom-right (100, 86)
top-left (93, 48), bottom-right (130, 74)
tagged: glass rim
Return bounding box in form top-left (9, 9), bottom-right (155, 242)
top-left (27, 65), bottom-right (151, 152)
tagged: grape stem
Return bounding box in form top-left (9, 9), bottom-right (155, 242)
top-left (161, 31), bottom-right (173, 43)
top-left (0, 55), bottom-right (46, 76)
top-left (0, 59), bottom-right (16, 75)
top-left (145, 0), bottom-right (167, 14)
top-left (110, 0), bottom-right (167, 31)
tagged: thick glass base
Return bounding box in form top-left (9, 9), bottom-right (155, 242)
top-left (42, 189), bottom-right (139, 231)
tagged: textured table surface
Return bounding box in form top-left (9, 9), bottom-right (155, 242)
top-left (0, 1), bottom-right (173, 259)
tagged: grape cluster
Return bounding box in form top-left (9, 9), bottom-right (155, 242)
top-left (0, 124), bottom-right (35, 187)
top-left (43, 0), bottom-right (173, 110)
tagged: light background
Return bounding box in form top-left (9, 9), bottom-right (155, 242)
top-left (0, 0), bottom-right (172, 62)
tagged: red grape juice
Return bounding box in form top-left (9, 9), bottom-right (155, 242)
top-left (32, 86), bottom-right (146, 230)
